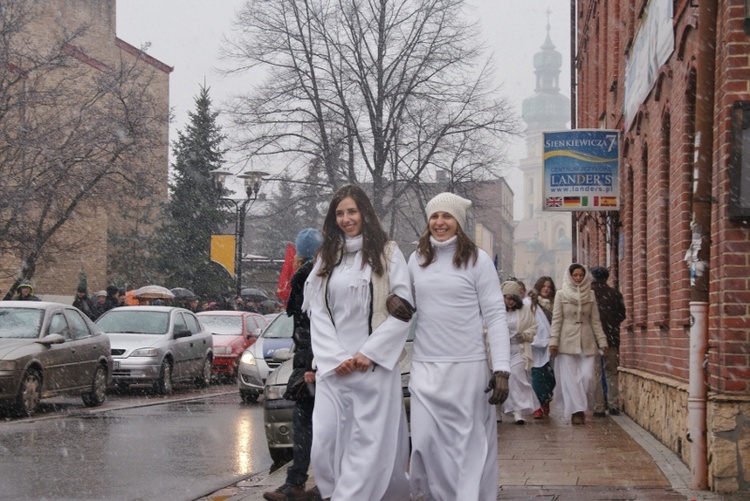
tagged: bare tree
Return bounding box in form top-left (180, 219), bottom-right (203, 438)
top-left (221, 0), bottom-right (518, 223)
top-left (0, 0), bottom-right (168, 295)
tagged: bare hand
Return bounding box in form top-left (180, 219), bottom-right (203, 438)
top-left (549, 345), bottom-right (558, 358)
top-left (304, 371), bottom-right (316, 384)
top-left (335, 358), bottom-right (356, 376)
top-left (352, 352), bottom-right (373, 372)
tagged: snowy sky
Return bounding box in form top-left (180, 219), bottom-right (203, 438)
top-left (116, 0), bottom-right (572, 217)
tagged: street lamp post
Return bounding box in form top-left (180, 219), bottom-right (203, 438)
top-left (210, 169), bottom-right (268, 299)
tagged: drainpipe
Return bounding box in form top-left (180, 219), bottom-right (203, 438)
top-left (570, 0), bottom-right (578, 263)
top-left (688, 0), bottom-right (717, 491)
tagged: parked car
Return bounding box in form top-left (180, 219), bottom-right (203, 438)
top-left (0, 301), bottom-right (112, 416)
top-left (95, 306), bottom-right (213, 394)
top-left (263, 320), bottom-right (415, 463)
top-left (237, 313), bottom-right (294, 403)
top-left (196, 311), bottom-right (268, 381)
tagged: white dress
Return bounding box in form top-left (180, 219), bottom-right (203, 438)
top-left (502, 308), bottom-right (540, 418)
top-left (306, 237), bottom-right (412, 501)
top-left (407, 236), bottom-right (511, 501)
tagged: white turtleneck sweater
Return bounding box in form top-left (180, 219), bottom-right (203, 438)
top-left (407, 236), bottom-right (511, 373)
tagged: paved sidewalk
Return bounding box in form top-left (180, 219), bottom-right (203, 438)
top-left (197, 409), bottom-right (735, 501)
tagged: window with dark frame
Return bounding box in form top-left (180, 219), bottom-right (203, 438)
top-left (729, 101), bottom-right (750, 220)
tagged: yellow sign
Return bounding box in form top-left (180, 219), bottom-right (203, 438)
top-left (211, 235), bottom-right (235, 277)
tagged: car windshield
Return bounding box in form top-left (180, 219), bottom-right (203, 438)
top-left (96, 310), bottom-right (169, 334)
top-left (0, 308), bottom-right (44, 339)
top-left (262, 313), bottom-right (293, 339)
top-left (199, 315), bottom-right (242, 334)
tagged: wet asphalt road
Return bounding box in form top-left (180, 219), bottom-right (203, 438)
top-left (0, 386), bottom-right (273, 500)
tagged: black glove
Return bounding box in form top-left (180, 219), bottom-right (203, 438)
top-left (485, 371), bottom-right (510, 405)
top-left (386, 294), bottom-right (416, 322)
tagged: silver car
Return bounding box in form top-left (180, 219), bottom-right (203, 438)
top-left (237, 313), bottom-right (294, 403)
top-left (263, 321), bottom-right (415, 463)
top-left (0, 301), bottom-right (112, 416)
top-left (96, 306), bottom-right (213, 394)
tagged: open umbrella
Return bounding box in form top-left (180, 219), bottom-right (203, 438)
top-left (241, 287), bottom-right (268, 302)
top-left (133, 285), bottom-right (175, 300)
top-left (170, 287), bottom-right (196, 300)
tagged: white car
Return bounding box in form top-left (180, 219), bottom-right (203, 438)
top-left (96, 306), bottom-right (213, 394)
top-left (237, 313), bottom-right (294, 403)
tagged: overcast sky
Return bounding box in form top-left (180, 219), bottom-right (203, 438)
top-left (116, 0), bottom-right (572, 217)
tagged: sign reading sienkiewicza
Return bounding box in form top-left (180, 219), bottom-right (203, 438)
top-left (542, 130), bottom-right (620, 212)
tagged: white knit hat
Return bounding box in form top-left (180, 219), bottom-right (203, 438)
top-left (425, 192), bottom-right (472, 229)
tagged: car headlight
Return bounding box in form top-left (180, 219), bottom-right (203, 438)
top-left (0, 360), bottom-right (17, 371)
top-left (240, 351), bottom-right (256, 365)
top-left (130, 347), bottom-right (158, 357)
top-left (214, 346), bottom-right (233, 355)
top-left (265, 384), bottom-right (286, 401)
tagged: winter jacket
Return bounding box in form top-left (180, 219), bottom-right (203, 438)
top-left (73, 295), bottom-right (97, 321)
top-left (591, 281), bottom-right (626, 348)
top-left (549, 266), bottom-right (608, 356)
top-left (286, 260), bottom-right (316, 401)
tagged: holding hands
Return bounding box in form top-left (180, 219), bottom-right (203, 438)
top-left (335, 353), bottom-right (374, 376)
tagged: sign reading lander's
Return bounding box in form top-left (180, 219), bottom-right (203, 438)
top-left (542, 130), bottom-right (620, 212)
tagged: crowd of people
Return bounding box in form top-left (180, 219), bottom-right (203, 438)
top-left (262, 185), bottom-right (626, 501)
top-left (4, 183), bottom-right (626, 501)
top-left (4, 279), bottom-right (284, 322)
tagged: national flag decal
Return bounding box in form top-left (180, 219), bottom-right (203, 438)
top-left (564, 196), bottom-right (581, 207)
top-left (600, 196), bottom-right (617, 207)
top-left (546, 197), bottom-right (563, 208)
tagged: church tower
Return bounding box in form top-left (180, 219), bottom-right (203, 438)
top-left (513, 19), bottom-right (572, 288)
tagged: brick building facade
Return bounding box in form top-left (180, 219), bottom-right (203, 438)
top-left (575, 0), bottom-right (749, 493)
top-left (0, 0), bottom-right (171, 300)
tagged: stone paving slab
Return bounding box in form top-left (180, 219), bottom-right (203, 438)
top-left (197, 409), bottom-right (736, 501)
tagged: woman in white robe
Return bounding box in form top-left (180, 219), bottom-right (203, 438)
top-left (303, 185), bottom-right (413, 501)
top-left (407, 192), bottom-right (512, 501)
top-left (500, 280), bottom-right (539, 424)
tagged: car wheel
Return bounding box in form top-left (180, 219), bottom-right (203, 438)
top-left (240, 390), bottom-right (258, 403)
top-left (196, 356), bottom-right (212, 388)
top-left (14, 369), bottom-right (42, 417)
top-left (269, 448), bottom-right (293, 464)
top-left (156, 360), bottom-right (173, 395)
top-left (82, 365), bottom-right (108, 407)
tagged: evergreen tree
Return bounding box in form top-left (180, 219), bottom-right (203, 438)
top-left (155, 85), bottom-right (232, 296)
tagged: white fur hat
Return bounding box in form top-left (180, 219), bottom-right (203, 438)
top-left (425, 192), bottom-right (472, 229)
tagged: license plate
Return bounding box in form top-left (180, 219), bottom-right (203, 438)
top-left (113, 361), bottom-right (120, 370)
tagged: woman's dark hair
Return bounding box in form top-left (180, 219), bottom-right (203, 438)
top-left (318, 185), bottom-right (388, 277)
top-left (416, 221), bottom-right (478, 269)
top-left (529, 276), bottom-right (556, 313)
top-left (569, 263), bottom-right (586, 276)
top-left (504, 294), bottom-right (523, 311)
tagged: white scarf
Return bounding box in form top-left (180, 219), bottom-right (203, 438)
top-left (301, 235), bottom-right (372, 317)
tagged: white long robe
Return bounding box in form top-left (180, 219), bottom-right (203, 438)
top-left (307, 243), bottom-right (412, 501)
top-left (407, 238), bottom-right (511, 501)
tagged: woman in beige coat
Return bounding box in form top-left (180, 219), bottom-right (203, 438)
top-left (549, 264), bottom-right (608, 424)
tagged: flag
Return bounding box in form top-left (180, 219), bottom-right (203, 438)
top-left (546, 196), bottom-right (563, 208)
top-left (493, 254), bottom-right (499, 270)
top-left (210, 235), bottom-right (235, 277)
top-left (275, 243), bottom-right (296, 305)
top-left (600, 196), bottom-right (617, 207)
top-left (564, 196), bottom-right (581, 207)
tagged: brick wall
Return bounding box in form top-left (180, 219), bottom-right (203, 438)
top-left (576, 0), bottom-right (750, 492)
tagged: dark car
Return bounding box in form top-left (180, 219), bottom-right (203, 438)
top-left (0, 301), bottom-right (112, 416)
top-left (263, 320), bottom-right (415, 463)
